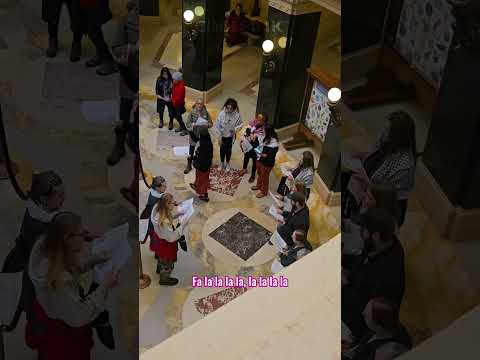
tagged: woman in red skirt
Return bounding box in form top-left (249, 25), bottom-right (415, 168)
top-left (190, 128), bottom-right (213, 202)
top-left (149, 193), bottom-right (187, 286)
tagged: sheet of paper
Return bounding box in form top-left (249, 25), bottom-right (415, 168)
top-left (0, 272), bottom-right (23, 325)
top-left (240, 139), bottom-right (253, 153)
top-left (269, 191), bottom-right (283, 207)
top-left (177, 198), bottom-right (195, 225)
top-left (173, 146), bottom-right (190, 157)
top-left (280, 165), bottom-right (293, 178)
top-left (93, 223), bottom-right (131, 283)
top-left (268, 205), bottom-right (285, 223)
top-left (270, 231), bottom-right (288, 252)
top-left (271, 259), bottom-right (284, 274)
top-left (139, 219), bottom-right (149, 242)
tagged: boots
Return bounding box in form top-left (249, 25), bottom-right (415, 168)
top-left (46, 37), bottom-right (58, 58)
top-left (106, 127), bottom-right (126, 166)
top-left (159, 118), bottom-right (164, 128)
top-left (168, 120), bottom-right (173, 131)
top-left (159, 275), bottom-right (179, 286)
top-left (70, 41), bottom-right (82, 62)
top-left (184, 158), bottom-right (192, 174)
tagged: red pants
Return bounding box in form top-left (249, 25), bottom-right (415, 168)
top-left (195, 169), bottom-right (210, 195)
top-left (256, 161), bottom-right (272, 195)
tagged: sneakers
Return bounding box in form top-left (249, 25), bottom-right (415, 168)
top-left (251, 185), bottom-right (259, 190)
top-left (248, 176), bottom-right (255, 183)
top-left (174, 128), bottom-right (183, 133)
top-left (221, 162), bottom-right (226, 171)
top-left (159, 276), bottom-right (179, 286)
top-left (70, 41), bottom-right (81, 62)
top-left (225, 163), bottom-right (231, 172)
top-left (46, 37), bottom-right (58, 58)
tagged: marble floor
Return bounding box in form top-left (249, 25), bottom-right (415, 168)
top-left (0, 1), bottom-right (138, 359)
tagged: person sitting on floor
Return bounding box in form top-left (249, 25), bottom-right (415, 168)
top-left (270, 191), bottom-right (310, 251)
top-left (342, 297), bottom-right (411, 360)
top-left (271, 230), bottom-right (312, 273)
top-left (342, 208), bottom-right (405, 340)
top-left (190, 127), bottom-right (214, 202)
top-left (225, 3), bottom-right (250, 47)
top-left (280, 151), bottom-right (315, 199)
top-left (274, 180), bottom-right (307, 219)
top-left (149, 193), bottom-right (188, 286)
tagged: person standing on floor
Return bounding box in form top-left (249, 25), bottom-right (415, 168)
top-left (240, 113), bottom-right (267, 182)
top-left (184, 99), bottom-right (213, 174)
top-left (171, 71), bottom-right (188, 134)
top-left (106, 3), bottom-right (138, 166)
top-left (80, 0), bottom-right (117, 75)
top-left (155, 67), bottom-right (175, 129)
top-left (215, 98), bottom-right (243, 172)
top-left (190, 128), bottom-right (214, 202)
top-left (252, 124), bottom-right (279, 198)
top-left (42, 0), bottom-right (84, 61)
top-left (149, 194), bottom-right (188, 286)
top-left (26, 212), bottom-right (118, 359)
top-left (139, 176), bottom-right (167, 244)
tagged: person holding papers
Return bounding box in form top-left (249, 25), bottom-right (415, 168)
top-left (252, 124), bottom-right (279, 198)
top-left (271, 192), bottom-right (310, 250)
top-left (184, 99), bottom-right (213, 174)
top-left (342, 111), bottom-right (417, 227)
top-left (240, 113), bottom-right (266, 182)
top-left (150, 194), bottom-right (187, 286)
top-left (155, 67), bottom-right (174, 129)
top-left (215, 98), bottom-right (243, 172)
top-left (271, 230), bottom-right (312, 273)
top-left (191, 128), bottom-right (214, 202)
top-left (140, 176), bottom-right (168, 244)
top-left (273, 180), bottom-right (307, 219)
top-left (278, 151), bottom-right (315, 199)
top-left (27, 212), bottom-right (118, 359)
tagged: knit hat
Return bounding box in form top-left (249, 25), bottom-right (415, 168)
top-left (172, 72), bottom-right (183, 81)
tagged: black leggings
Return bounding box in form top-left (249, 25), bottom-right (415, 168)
top-left (243, 149), bottom-right (257, 176)
top-left (398, 199), bottom-right (408, 227)
top-left (157, 99), bottom-right (175, 123)
top-left (47, 0), bottom-right (83, 41)
top-left (220, 137), bottom-right (234, 163)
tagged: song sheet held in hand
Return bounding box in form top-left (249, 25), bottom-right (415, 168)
top-left (93, 223), bottom-right (131, 283)
top-left (178, 198), bottom-right (195, 225)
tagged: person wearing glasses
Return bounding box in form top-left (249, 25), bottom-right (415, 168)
top-left (26, 212), bottom-right (119, 359)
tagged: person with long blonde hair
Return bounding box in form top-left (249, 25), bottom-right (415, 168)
top-left (149, 193), bottom-right (187, 286)
top-left (26, 212), bottom-right (118, 360)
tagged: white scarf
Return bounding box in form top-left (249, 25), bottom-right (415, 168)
top-left (26, 200), bottom-right (60, 223)
top-left (150, 188), bottom-right (164, 198)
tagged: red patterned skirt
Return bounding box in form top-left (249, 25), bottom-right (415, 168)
top-left (149, 229), bottom-right (178, 262)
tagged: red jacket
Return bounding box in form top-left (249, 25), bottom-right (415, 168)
top-left (171, 81), bottom-right (186, 108)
